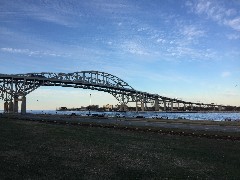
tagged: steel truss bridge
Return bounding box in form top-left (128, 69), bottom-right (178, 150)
top-left (0, 71), bottom-right (232, 114)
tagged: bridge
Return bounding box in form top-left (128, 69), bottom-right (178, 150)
top-left (0, 71), bottom-right (233, 114)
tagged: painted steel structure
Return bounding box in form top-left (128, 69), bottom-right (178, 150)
top-left (0, 71), bottom-right (231, 114)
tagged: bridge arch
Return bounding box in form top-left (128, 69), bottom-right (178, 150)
top-left (24, 71), bottom-right (135, 104)
top-left (0, 71), bottom-right (136, 112)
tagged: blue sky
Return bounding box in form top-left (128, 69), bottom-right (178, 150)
top-left (0, 0), bottom-right (240, 109)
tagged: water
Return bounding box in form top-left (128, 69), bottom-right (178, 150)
top-left (1, 110), bottom-right (239, 121)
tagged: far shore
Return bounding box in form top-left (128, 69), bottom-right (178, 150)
top-left (56, 109), bottom-right (240, 113)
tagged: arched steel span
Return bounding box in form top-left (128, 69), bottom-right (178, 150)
top-left (0, 71), bottom-right (135, 104)
top-left (0, 71), bottom-right (231, 113)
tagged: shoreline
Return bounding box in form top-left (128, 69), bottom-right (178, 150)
top-left (2, 114), bottom-right (240, 138)
top-left (2, 110), bottom-right (240, 122)
top-left (56, 110), bottom-right (240, 113)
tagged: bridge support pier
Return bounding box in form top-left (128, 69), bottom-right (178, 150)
top-left (9, 101), bottom-right (14, 113)
top-left (163, 101), bottom-right (166, 111)
top-left (13, 96), bottom-right (18, 113)
top-left (21, 96), bottom-right (26, 114)
top-left (218, 105), bottom-right (222, 111)
top-left (120, 104), bottom-right (128, 111)
top-left (135, 101), bottom-right (144, 111)
top-left (154, 97), bottom-right (159, 111)
top-left (141, 102), bottom-right (144, 111)
top-left (171, 101), bottom-right (173, 111)
top-left (120, 104), bottom-right (124, 111)
top-left (191, 104), bottom-right (193, 111)
top-left (4, 101), bottom-right (9, 113)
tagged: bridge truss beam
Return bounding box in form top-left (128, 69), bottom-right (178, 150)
top-left (0, 71), bottom-right (233, 113)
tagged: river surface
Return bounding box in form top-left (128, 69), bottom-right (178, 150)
top-left (1, 110), bottom-right (239, 121)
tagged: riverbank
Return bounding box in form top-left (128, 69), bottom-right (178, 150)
top-left (14, 110), bottom-right (240, 121)
top-left (0, 115), bottom-right (240, 179)
top-left (3, 113), bottom-right (240, 135)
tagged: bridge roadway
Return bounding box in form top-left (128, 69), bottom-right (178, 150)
top-left (0, 71), bottom-right (231, 114)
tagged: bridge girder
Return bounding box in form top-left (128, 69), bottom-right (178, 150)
top-left (0, 71), bottom-right (232, 112)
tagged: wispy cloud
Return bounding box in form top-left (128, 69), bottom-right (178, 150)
top-left (166, 46), bottom-right (218, 61)
top-left (87, 0), bottom-right (132, 15)
top-left (181, 25), bottom-right (205, 40)
top-left (0, 0), bottom-right (136, 27)
top-left (221, 71), bottom-right (231, 78)
top-left (186, 0), bottom-right (240, 32)
top-left (121, 41), bottom-right (150, 56)
top-left (227, 33), bottom-right (240, 40)
top-left (225, 17), bottom-right (240, 31)
top-left (0, 1), bottom-right (82, 27)
top-left (1, 0), bottom-right (219, 63)
top-left (0, 47), bottom-right (70, 57)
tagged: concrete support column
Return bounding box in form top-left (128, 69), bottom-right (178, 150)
top-left (141, 94), bottom-right (146, 112)
top-left (135, 101), bottom-right (138, 112)
top-left (120, 104), bottom-right (124, 111)
top-left (218, 105), bottom-right (222, 111)
top-left (4, 102), bottom-right (9, 113)
top-left (120, 104), bottom-right (128, 111)
top-left (154, 97), bottom-right (159, 111)
top-left (14, 96), bottom-right (18, 113)
top-left (21, 96), bottom-right (26, 114)
top-left (177, 103), bottom-right (179, 110)
top-left (141, 102), bottom-right (144, 111)
top-left (183, 103), bottom-right (186, 111)
top-left (124, 104), bottom-right (128, 111)
top-left (163, 101), bottom-right (166, 111)
top-left (191, 104), bottom-right (193, 111)
top-left (171, 101), bottom-right (173, 111)
top-left (9, 101), bottom-right (14, 113)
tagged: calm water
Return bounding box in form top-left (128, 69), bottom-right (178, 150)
top-left (1, 110), bottom-right (239, 121)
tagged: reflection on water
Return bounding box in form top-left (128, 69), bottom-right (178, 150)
top-left (0, 110), bottom-right (238, 121)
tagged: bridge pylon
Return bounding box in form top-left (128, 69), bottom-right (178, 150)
top-left (13, 95), bottom-right (19, 113)
top-left (4, 101), bottom-right (9, 113)
top-left (21, 96), bottom-right (26, 114)
top-left (154, 97), bottom-right (159, 111)
top-left (119, 104), bottom-right (128, 111)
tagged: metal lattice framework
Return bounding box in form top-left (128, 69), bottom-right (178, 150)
top-left (0, 71), bottom-right (231, 113)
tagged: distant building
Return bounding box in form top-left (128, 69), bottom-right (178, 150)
top-left (80, 106), bottom-right (87, 111)
top-left (59, 107), bottom-right (67, 110)
top-left (103, 104), bottom-right (114, 111)
top-left (88, 105), bottom-right (99, 111)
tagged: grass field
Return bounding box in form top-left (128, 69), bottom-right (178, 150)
top-left (0, 117), bottom-right (240, 179)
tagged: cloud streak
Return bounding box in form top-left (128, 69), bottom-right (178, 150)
top-left (181, 25), bottom-right (205, 40)
top-left (227, 33), bottom-right (240, 40)
top-left (225, 17), bottom-right (240, 31)
top-left (186, 0), bottom-right (240, 32)
top-left (0, 47), bottom-right (69, 57)
top-left (221, 71), bottom-right (231, 78)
